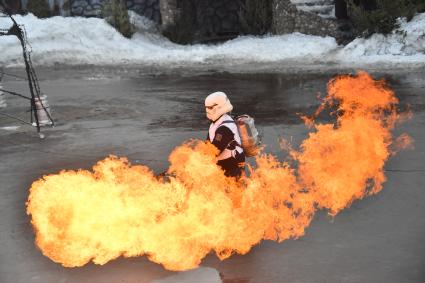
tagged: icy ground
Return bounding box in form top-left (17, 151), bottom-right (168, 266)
top-left (0, 11), bottom-right (424, 69)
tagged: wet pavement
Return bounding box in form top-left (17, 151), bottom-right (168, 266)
top-left (0, 66), bottom-right (424, 283)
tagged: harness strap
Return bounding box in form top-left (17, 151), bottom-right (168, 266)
top-left (218, 119), bottom-right (242, 151)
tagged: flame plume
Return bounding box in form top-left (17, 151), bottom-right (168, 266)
top-left (26, 71), bottom-right (411, 271)
top-left (295, 72), bottom-right (401, 215)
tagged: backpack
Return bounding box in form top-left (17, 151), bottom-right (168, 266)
top-left (221, 114), bottom-right (261, 157)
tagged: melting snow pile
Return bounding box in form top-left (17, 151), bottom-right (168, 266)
top-left (0, 11), bottom-right (424, 68)
top-left (339, 13), bottom-right (425, 64)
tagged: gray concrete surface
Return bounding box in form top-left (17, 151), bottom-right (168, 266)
top-left (151, 267), bottom-right (221, 283)
top-left (0, 67), bottom-right (424, 283)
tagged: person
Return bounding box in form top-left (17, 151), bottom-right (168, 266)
top-left (205, 91), bottom-right (245, 178)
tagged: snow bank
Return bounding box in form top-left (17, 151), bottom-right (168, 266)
top-left (0, 11), bottom-right (424, 69)
top-left (0, 12), bottom-right (338, 67)
top-left (338, 13), bottom-right (425, 64)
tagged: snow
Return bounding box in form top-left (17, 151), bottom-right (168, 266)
top-left (337, 13), bottom-right (425, 64)
top-left (0, 126), bottom-right (20, 131)
top-left (0, 11), bottom-right (424, 69)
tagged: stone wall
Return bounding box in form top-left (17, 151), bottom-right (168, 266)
top-left (158, 0), bottom-right (244, 43)
top-left (273, 0), bottom-right (339, 37)
top-left (158, 0), bottom-right (177, 28)
top-left (71, 0), bottom-right (161, 23)
top-left (193, 0), bottom-right (242, 38)
top-left (290, 0), bottom-right (335, 18)
top-left (16, 0), bottom-right (354, 43)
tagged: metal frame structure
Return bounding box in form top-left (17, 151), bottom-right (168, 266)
top-left (0, 0), bottom-right (54, 133)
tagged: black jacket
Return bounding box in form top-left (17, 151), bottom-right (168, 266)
top-left (207, 123), bottom-right (245, 178)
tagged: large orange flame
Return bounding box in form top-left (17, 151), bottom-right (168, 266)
top-left (26, 71), bottom-right (411, 271)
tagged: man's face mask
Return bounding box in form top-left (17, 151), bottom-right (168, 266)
top-left (204, 92), bottom-right (233, 121)
top-left (205, 103), bottom-right (218, 121)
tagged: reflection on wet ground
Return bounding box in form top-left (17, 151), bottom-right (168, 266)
top-left (3, 68), bottom-right (424, 131)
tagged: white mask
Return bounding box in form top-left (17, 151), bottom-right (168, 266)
top-left (205, 91), bottom-right (233, 121)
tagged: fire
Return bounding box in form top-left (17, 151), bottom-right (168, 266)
top-left (295, 72), bottom-right (402, 215)
top-left (26, 71), bottom-right (411, 271)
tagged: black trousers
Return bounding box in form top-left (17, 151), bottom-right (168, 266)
top-left (217, 152), bottom-right (245, 178)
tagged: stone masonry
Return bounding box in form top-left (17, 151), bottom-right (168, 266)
top-left (290, 0), bottom-right (336, 18)
top-left (273, 0), bottom-right (340, 37)
top-left (193, 0), bottom-right (242, 38)
top-left (71, 0), bottom-right (161, 23)
top-left (158, 0), bottom-right (243, 41)
top-left (158, 0), bottom-right (177, 28)
top-left (29, 0), bottom-right (353, 44)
